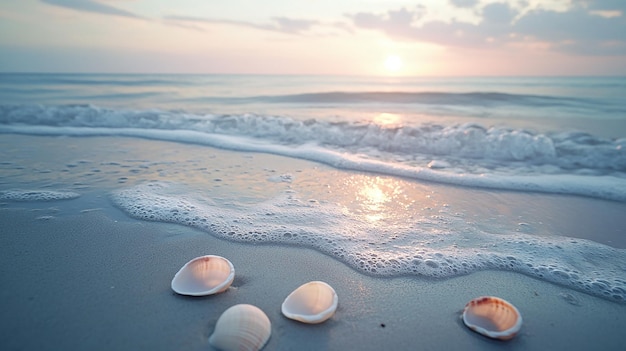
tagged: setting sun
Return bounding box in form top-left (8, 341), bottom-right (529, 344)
top-left (384, 55), bottom-right (403, 73)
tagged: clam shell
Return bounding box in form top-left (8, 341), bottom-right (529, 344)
top-left (281, 281), bottom-right (338, 324)
top-left (209, 304), bottom-right (271, 351)
top-left (171, 255), bottom-right (234, 296)
top-left (462, 296), bottom-right (522, 340)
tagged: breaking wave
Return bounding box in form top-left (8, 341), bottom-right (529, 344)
top-left (1, 104), bottom-right (625, 201)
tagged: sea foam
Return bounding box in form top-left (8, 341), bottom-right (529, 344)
top-left (111, 181), bottom-right (626, 303)
top-left (0, 189), bottom-right (80, 202)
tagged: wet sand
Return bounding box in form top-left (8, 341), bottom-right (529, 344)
top-left (1, 206), bottom-right (625, 351)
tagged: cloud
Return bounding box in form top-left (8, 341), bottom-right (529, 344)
top-left (351, 7), bottom-right (427, 37)
top-left (513, 6), bottom-right (626, 55)
top-left (575, 0), bottom-right (626, 12)
top-left (272, 17), bottom-right (318, 34)
top-left (164, 15), bottom-right (324, 35)
top-left (515, 8), bottom-right (624, 42)
top-left (348, 1), bottom-right (626, 55)
top-left (41, 0), bottom-right (142, 19)
top-left (350, 4), bottom-right (512, 48)
top-left (482, 2), bottom-right (516, 24)
top-left (449, 0), bottom-right (479, 8)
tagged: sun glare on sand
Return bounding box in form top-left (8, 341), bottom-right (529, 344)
top-left (384, 55), bottom-right (403, 73)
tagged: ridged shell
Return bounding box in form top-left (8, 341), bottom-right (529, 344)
top-left (171, 255), bottom-right (234, 296)
top-left (281, 281), bottom-right (338, 324)
top-left (209, 304), bottom-right (271, 351)
top-left (462, 296), bottom-right (522, 340)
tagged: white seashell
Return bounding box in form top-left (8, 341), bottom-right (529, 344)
top-left (209, 304), bottom-right (271, 351)
top-left (171, 255), bottom-right (234, 296)
top-left (462, 296), bottom-right (522, 340)
top-left (281, 281), bottom-right (338, 324)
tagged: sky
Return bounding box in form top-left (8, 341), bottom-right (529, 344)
top-left (0, 0), bottom-right (625, 76)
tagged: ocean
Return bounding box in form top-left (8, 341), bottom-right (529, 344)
top-left (1, 73), bottom-right (625, 303)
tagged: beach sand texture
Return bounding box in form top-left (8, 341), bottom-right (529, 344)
top-left (1, 135), bottom-right (626, 351)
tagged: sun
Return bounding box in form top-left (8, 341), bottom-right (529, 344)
top-left (384, 55), bottom-right (403, 73)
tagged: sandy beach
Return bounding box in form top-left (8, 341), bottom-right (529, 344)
top-left (1, 135), bottom-right (626, 351)
top-left (1, 206), bottom-right (625, 351)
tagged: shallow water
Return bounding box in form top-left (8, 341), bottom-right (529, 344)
top-left (1, 135), bottom-right (625, 304)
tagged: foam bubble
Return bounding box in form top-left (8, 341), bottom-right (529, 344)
top-left (267, 174), bottom-right (294, 183)
top-left (0, 189), bottom-right (80, 202)
top-left (111, 182), bottom-right (626, 303)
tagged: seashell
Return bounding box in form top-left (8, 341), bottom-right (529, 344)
top-left (171, 255), bottom-right (234, 296)
top-left (281, 281), bottom-right (338, 324)
top-left (209, 304), bottom-right (271, 351)
top-left (462, 296), bottom-right (522, 341)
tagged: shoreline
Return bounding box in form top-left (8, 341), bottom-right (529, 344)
top-left (2, 134), bottom-right (626, 350)
top-left (2, 134), bottom-right (625, 249)
top-left (1, 207), bottom-right (625, 351)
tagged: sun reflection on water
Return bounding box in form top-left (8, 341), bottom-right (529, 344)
top-left (359, 182), bottom-right (388, 222)
top-left (372, 113), bottom-right (402, 128)
top-left (349, 175), bottom-right (412, 223)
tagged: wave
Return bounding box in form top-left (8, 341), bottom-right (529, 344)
top-left (188, 91), bottom-right (613, 110)
top-left (2, 104), bottom-right (625, 201)
top-left (75, 92), bottom-right (169, 101)
top-left (181, 91), bottom-right (625, 119)
top-left (0, 73), bottom-right (197, 87)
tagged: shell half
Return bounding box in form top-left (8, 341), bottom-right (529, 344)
top-left (281, 281), bottom-right (338, 324)
top-left (462, 296), bottom-right (522, 341)
top-left (209, 304), bottom-right (271, 351)
top-left (171, 255), bottom-right (235, 296)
